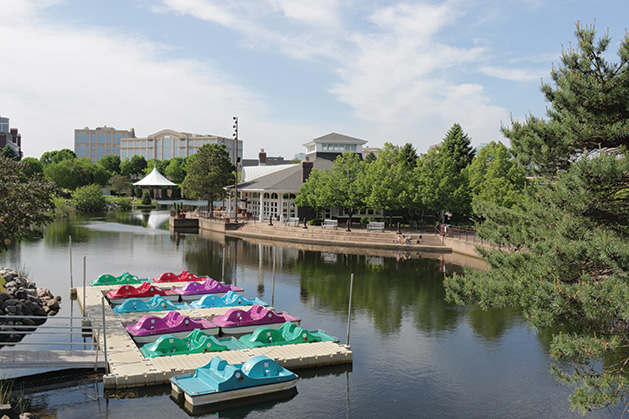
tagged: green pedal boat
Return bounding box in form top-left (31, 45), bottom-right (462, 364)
top-left (140, 328), bottom-right (245, 358)
top-left (238, 321), bottom-right (338, 348)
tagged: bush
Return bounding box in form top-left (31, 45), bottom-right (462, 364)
top-left (307, 218), bottom-right (323, 226)
top-left (115, 197), bottom-right (132, 211)
top-left (141, 192), bottom-right (152, 205)
top-left (360, 217), bottom-right (370, 225)
top-left (171, 187), bottom-right (181, 199)
top-left (73, 184), bottom-right (106, 212)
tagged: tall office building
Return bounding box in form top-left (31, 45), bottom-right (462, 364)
top-left (120, 129), bottom-right (242, 169)
top-left (74, 126), bottom-right (135, 162)
top-left (0, 115), bottom-right (23, 159)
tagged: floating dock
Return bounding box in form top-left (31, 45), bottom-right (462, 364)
top-left (77, 284), bottom-right (353, 389)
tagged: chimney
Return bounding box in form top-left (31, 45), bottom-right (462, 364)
top-left (259, 148), bottom-right (267, 165)
top-left (301, 158), bottom-right (313, 182)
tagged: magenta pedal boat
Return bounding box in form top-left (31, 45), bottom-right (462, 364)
top-left (107, 282), bottom-right (179, 305)
top-left (126, 311), bottom-right (219, 344)
top-left (173, 279), bottom-right (244, 302)
top-left (211, 305), bottom-right (301, 335)
top-left (152, 270), bottom-right (210, 283)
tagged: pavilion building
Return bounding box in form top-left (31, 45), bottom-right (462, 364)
top-left (226, 132), bottom-right (384, 222)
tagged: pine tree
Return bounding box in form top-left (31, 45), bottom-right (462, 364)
top-left (444, 23), bottom-right (629, 412)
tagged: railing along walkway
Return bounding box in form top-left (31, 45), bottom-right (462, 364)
top-left (0, 314), bottom-right (105, 371)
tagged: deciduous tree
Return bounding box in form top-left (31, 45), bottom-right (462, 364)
top-left (181, 144), bottom-right (234, 216)
top-left (0, 156), bottom-right (55, 250)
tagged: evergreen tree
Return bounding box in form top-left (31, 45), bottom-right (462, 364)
top-left (1, 144), bottom-right (19, 161)
top-left (181, 144), bottom-right (234, 216)
top-left (439, 124), bottom-right (475, 172)
top-left (400, 142), bottom-right (418, 168)
top-left (444, 24), bottom-right (629, 412)
top-left (505, 23), bottom-right (629, 175)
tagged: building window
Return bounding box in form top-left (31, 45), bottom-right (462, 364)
top-left (97, 134), bottom-right (105, 144)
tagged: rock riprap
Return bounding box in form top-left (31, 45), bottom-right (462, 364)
top-left (0, 266), bottom-right (61, 344)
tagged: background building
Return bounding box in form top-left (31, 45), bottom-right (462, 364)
top-left (0, 115), bottom-right (23, 159)
top-left (120, 129), bottom-right (242, 169)
top-left (74, 126), bottom-right (135, 162)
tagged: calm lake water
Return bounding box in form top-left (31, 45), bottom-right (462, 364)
top-left (0, 211), bottom-right (621, 418)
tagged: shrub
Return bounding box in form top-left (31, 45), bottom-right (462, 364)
top-left (307, 218), bottom-right (323, 226)
top-left (73, 184), bottom-right (106, 212)
top-left (115, 197), bottom-right (132, 211)
top-left (171, 187), bottom-right (181, 199)
top-left (360, 217), bottom-right (370, 225)
top-left (141, 192), bottom-right (152, 205)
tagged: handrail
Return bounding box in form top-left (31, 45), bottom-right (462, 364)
top-left (0, 313), bottom-right (105, 371)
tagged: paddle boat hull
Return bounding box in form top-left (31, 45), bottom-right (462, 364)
top-left (126, 311), bottom-right (219, 344)
top-left (113, 295), bottom-right (191, 314)
top-left (174, 279), bottom-right (244, 302)
top-left (211, 305), bottom-right (300, 336)
top-left (238, 322), bottom-right (339, 348)
top-left (107, 282), bottom-right (179, 305)
top-left (90, 272), bottom-right (145, 286)
top-left (189, 291), bottom-right (267, 309)
top-left (140, 330), bottom-right (245, 357)
top-left (152, 270), bottom-right (210, 283)
top-left (170, 355), bottom-right (298, 408)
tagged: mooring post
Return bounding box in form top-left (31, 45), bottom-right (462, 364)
top-left (69, 235), bottom-right (73, 289)
top-left (346, 273), bottom-right (354, 346)
top-left (272, 247), bottom-right (276, 308)
top-left (222, 247), bottom-right (225, 282)
top-left (101, 296), bottom-right (109, 374)
top-left (83, 256), bottom-right (86, 317)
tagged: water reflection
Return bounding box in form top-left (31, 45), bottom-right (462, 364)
top-left (1, 211), bottom-right (621, 418)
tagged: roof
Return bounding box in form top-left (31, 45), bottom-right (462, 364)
top-left (133, 167), bottom-right (177, 186)
top-left (234, 159), bottom-right (335, 193)
top-left (302, 132), bottom-right (367, 147)
top-left (242, 164), bottom-right (298, 182)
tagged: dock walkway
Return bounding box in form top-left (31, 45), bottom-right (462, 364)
top-left (79, 284), bottom-right (353, 389)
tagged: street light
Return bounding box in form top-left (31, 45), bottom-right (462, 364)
top-left (233, 116), bottom-right (239, 223)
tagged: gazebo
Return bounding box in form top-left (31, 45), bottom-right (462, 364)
top-left (133, 167), bottom-right (177, 198)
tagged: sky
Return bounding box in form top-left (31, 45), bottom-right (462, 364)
top-left (1, 0), bottom-right (628, 160)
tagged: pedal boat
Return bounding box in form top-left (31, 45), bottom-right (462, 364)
top-left (189, 291), bottom-right (267, 309)
top-left (140, 329), bottom-right (245, 358)
top-left (125, 311), bottom-right (218, 343)
top-left (152, 270), bottom-right (209, 283)
top-left (107, 282), bottom-right (178, 305)
top-left (170, 355), bottom-right (298, 408)
top-left (211, 305), bottom-right (300, 335)
top-left (173, 279), bottom-right (244, 302)
top-left (90, 272), bottom-right (145, 286)
top-left (239, 321), bottom-right (339, 348)
top-left (113, 295), bottom-right (191, 314)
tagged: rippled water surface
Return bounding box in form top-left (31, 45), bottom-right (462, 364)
top-left (0, 211), bottom-right (621, 418)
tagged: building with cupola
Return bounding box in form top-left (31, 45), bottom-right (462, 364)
top-left (226, 132), bottom-right (383, 222)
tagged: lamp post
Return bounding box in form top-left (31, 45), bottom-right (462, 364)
top-left (233, 116), bottom-right (239, 224)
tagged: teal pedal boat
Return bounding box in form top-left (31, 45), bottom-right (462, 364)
top-left (90, 272), bottom-right (145, 286)
top-left (170, 355), bottom-right (298, 409)
top-left (189, 290), bottom-right (267, 309)
top-left (140, 328), bottom-right (245, 358)
top-left (113, 295), bottom-right (191, 314)
top-left (238, 321), bottom-right (339, 349)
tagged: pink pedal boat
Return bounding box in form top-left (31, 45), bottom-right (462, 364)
top-left (173, 279), bottom-right (244, 302)
top-left (107, 282), bottom-right (178, 305)
top-left (211, 305), bottom-right (300, 335)
top-left (152, 270), bottom-right (210, 283)
top-left (126, 311), bottom-right (219, 343)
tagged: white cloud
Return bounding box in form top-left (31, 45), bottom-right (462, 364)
top-left (0, 0), bottom-right (273, 158)
top-left (480, 65), bottom-right (544, 81)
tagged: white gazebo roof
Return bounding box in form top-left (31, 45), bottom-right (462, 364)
top-left (133, 167), bottom-right (176, 186)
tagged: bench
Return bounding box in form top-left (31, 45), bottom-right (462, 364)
top-left (367, 221), bottom-right (385, 232)
top-left (284, 217), bottom-right (300, 226)
top-left (322, 219), bottom-right (338, 230)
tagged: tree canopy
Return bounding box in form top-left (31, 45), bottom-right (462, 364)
top-left (0, 156), bottom-right (55, 251)
top-left (444, 23), bottom-right (629, 412)
top-left (181, 144), bottom-right (234, 215)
